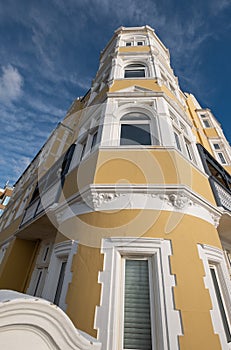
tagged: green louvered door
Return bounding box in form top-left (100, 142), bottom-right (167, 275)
top-left (123, 259), bottom-right (152, 350)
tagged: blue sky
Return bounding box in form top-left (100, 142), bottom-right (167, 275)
top-left (0, 0), bottom-right (231, 188)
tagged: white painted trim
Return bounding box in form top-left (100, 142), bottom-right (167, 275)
top-left (95, 237), bottom-right (182, 350)
top-left (0, 242), bottom-right (10, 265)
top-left (198, 244), bottom-right (231, 349)
top-left (55, 184), bottom-right (222, 228)
top-left (42, 240), bottom-right (78, 311)
top-left (0, 290), bottom-right (101, 350)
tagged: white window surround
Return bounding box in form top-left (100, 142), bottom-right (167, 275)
top-left (27, 241), bottom-right (53, 298)
top-left (106, 103), bottom-right (160, 148)
top-left (42, 240), bottom-right (78, 311)
top-left (124, 63), bottom-right (147, 78)
top-left (95, 237), bottom-right (182, 350)
top-left (0, 242), bottom-right (10, 265)
top-left (198, 244), bottom-right (231, 349)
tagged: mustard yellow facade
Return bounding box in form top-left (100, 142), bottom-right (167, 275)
top-left (0, 26), bottom-right (231, 350)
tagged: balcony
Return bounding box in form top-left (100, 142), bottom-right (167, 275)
top-left (197, 144), bottom-right (231, 212)
top-left (20, 144), bottom-right (75, 227)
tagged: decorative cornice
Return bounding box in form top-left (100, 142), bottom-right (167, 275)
top-left (54, 185), bottom-right (222, 228)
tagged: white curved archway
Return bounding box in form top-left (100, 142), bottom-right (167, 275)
top-left (0, 290), bottom-right (101, 350)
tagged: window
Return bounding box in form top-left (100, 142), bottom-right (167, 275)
top-left (213, 143), bottom-right (220, 150)
top-left (0, 242), bottom-right (9, 265)
top-left (2, 196), bottom-right (10, 206)
top-left (210, 265), bottom-right (231, 342)
top-left (126, 42), bottom-right (132, 46)
top-left (137, 41), bottom-right (144, 46)
top-left (90, 128), bottom-right (99, 150)
top-left (218, 152), bottom-right (227, 165)
top-left (198, 244), bottom-right (231, 348)
top-left (80, 138), bottom-right (87, 160)
top-left (120, 113), bottom-right (152, 146)
top-left (41, 240), bottom-right (78, 311)
top-left (123, 258), bottom-right (152, 349)
top-left (97, 238), bottom-right (182, 349)
top-left (200, 114), bottom-right (212, 128)
top-left (184, 138), bottom-right (195, 161)
top-left (54, 260), bottom-right (67, 305)
top-left (27, 241), bottom-right (53, 297)
top-left (124, 64), bottom-right (146, 78)
top-left (174, 131), bottom-right (182, 151)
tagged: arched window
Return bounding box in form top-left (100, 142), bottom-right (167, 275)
top-left (124, 64), bottom-right (146, 78)
top-left (120, 112), bottom-right (152, 145)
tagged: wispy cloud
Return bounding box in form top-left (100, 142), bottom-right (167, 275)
top-left (0, 65), bottom-right (24, 104)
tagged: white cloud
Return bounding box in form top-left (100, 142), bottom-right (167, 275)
top-left (0, 65), bottom-right (24, 104)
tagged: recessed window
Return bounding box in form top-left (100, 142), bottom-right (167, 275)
top-left (210, 265), bottom-right (231, 342)
top-left (200, 114), bottom-right (211, 128)
top-left (137, 41), bottom-right (144, 46)
top-left (218, 152), bottom-right (227, 164)
top-left (54, 261), bottom-right (67, 305)
top-left (90, 129), bottom-right (99, 149)
top-left (123, 258), bottom-right (152, 349)
top-left (126, 42), bottom-right (132, 46)
top-left (213, 143), bottom-right (220, 150)
top-left (80, 138), bottom-right (87, 160)
top-left (174, 131), bottom-right (182, 151)
top-left (120, 113), bottom-right (151, 146)
top-left (124, 64), bottom-right (146, 78)
top-left (185, 138), bottom-right (194, 161)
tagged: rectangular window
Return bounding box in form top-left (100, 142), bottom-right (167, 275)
top-left (126, 42), bottom-right (132, 46)
top-left (124, 69), bottom-right (145, 78)
top-left (174, 131), bottom-right (182, 151)
top-left (203, 119), bottom-right (211, 128)
top-left (80, 139), bottom-right (87, 160)
top-left (120, 124), bottom-right (151, 146)
top-left (123, 259), bottom-right (152, 349)
top-left (218, 152), bottom-right (227, 164)
top-left (54, 261), bottom-right (67, 305)
top-left (91, 130), bottom-right (98, 149)
top-left (137, 41), bottom-right (144, 46)
top-left (185, 138), bottom-right (193, 161)
top-left (213, 143), bottom-right (220, 150)
top-left (210, 266), bottom-right (231, 342)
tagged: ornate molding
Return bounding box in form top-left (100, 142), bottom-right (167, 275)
top-left (53, 185), bottom-right (222, 228)
top-left (87, 192), bottom-right (120, 209)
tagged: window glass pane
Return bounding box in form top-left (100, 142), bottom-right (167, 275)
top-left (213, 143), bottom-right (220, 150)
top-left (120, 124), bottom-right (151, 145)
top-left (210, 267), bottom-right (231, 342)
top-left (174, 132), bottom-right (182, 151)
top-left (124, 259), bottom-right (152, 349)
top-left (121, 113), bottom-right (150, 121)
top-left (137, 41), bottom-right (144, 46)
top-left (218, 152), bottom-right (226, 164)
top-left (54, 261), bottom-right (67, 305)
top-left (203, 120), bottom-right (211, 128)
top-left (91, 131), bottom-right (98, 149)
top-left (126, 42), bottom-right (132, 46)
top-left (125, 69), bottom-right (145, 78)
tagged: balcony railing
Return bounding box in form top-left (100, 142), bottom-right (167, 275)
top-left (20, 144), bottom-right (75, 227)
top-left (197, 144), bottom-right (231, 212)
top-left (20, 181), bottom-right (61, 226)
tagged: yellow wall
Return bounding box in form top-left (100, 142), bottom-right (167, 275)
top-left (61, 209), bottom-right (221, 348)
top-left (0, 238), bottom-right (39, 292)
top-left (66, 244), bottom-right (103, 338)
top-left (94, 149), bottom-right (216, 204)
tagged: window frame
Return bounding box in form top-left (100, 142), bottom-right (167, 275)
top-left (41, 240), bottom-right (78, 311)
top-left (198, 244), bottom-right (231, 348)
top-left (124, 63), bottom-right (146, 79)
top-left (96, 238), bottom-right (182, 350)
top-left (119, 112), bottom-right (159, 147)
